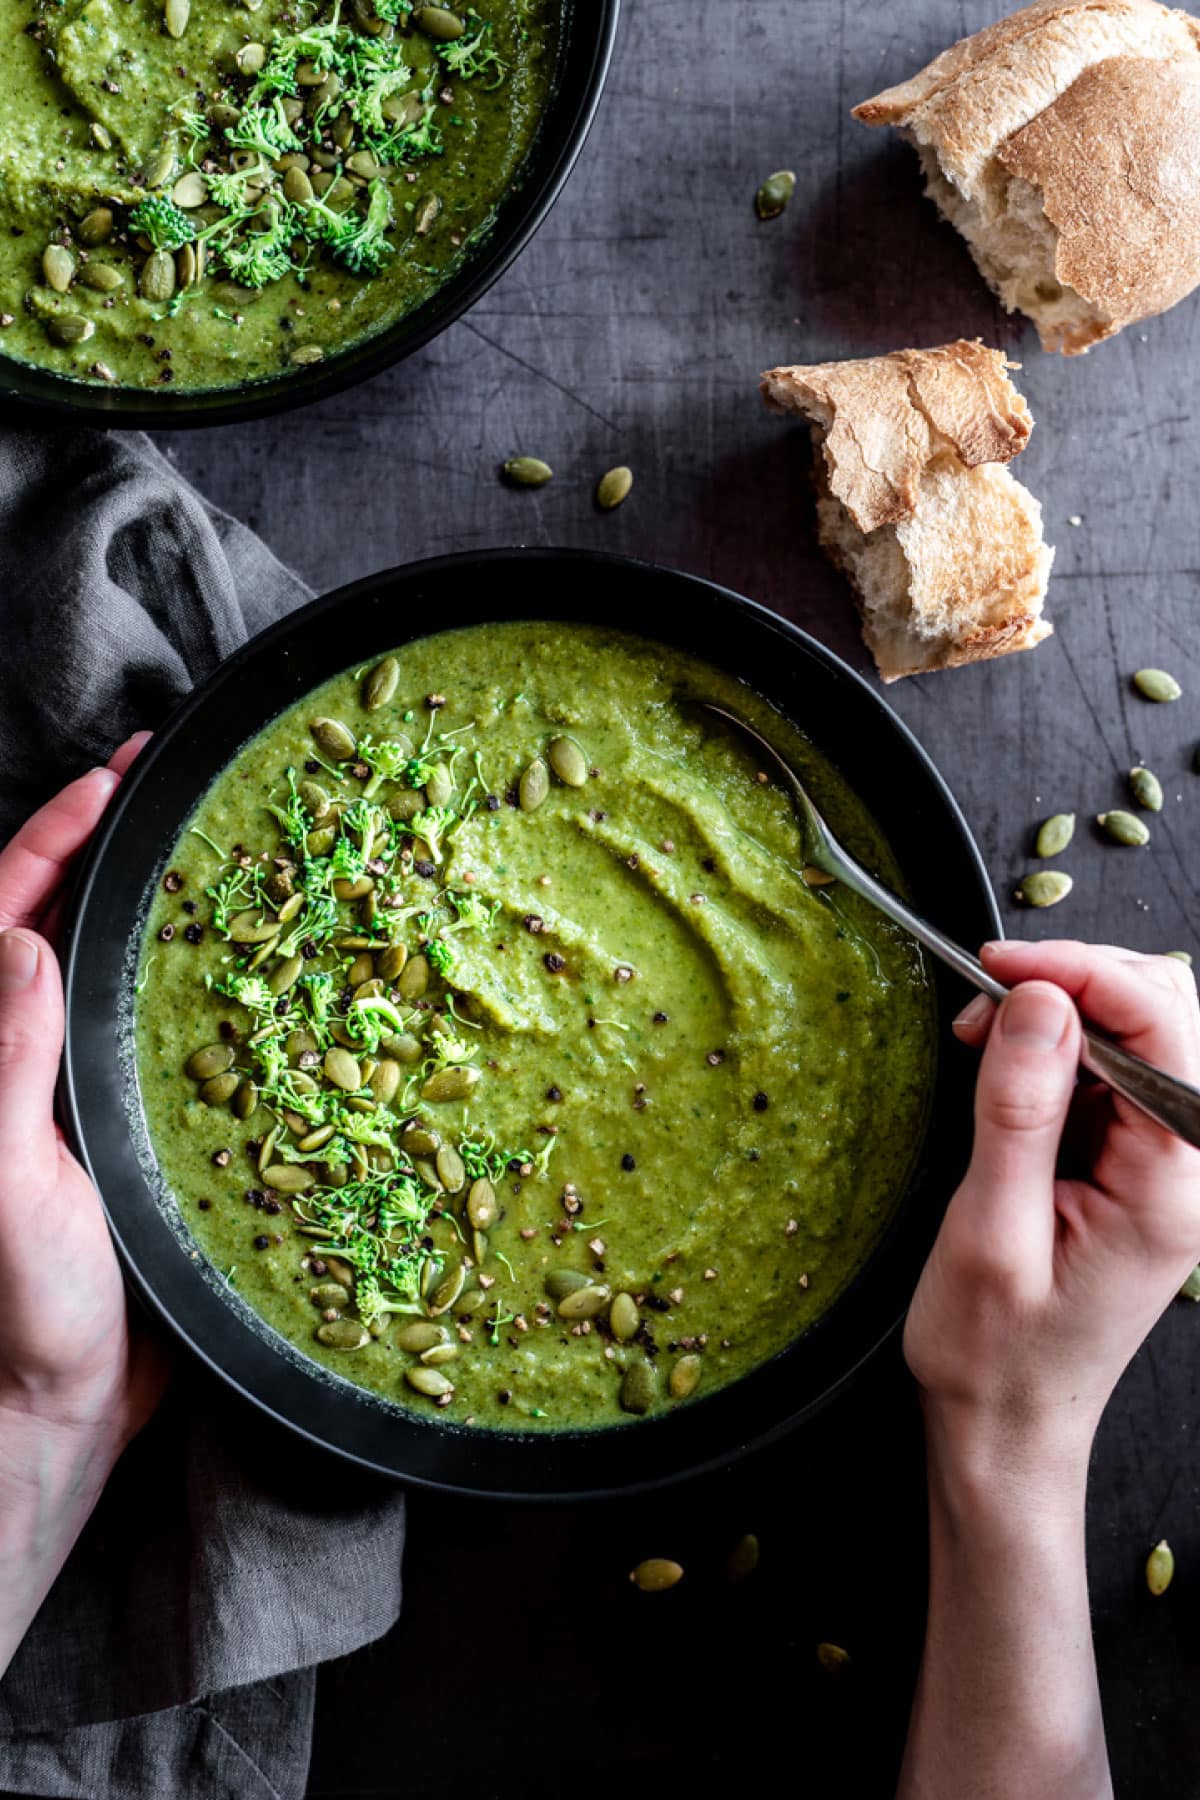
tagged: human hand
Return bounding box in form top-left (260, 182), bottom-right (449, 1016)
top-left (0, 738), bottom-right (167, 1454)
top-left (905, 940), bottom-right (1200, 1489)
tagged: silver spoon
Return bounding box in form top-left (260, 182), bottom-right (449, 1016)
top-left (705, 703), bottom-right (1200, 1150)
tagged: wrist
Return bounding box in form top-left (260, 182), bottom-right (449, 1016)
top-left (921, 1391), bottom-right (1094, 1538)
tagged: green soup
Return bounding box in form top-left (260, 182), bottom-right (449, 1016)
top-left (0, 0), bottom-right (554, 392)
top-left (134, 623), bottom-right (936, 1431)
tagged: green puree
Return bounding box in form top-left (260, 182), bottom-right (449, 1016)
top-left (0, 0), bottom-right (553, 392)
top-left (134, 624), bottom-right (935, 1431)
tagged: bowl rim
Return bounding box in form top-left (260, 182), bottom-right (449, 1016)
top-left (0, 0), bottom-right (621, 430)
top-left (60, 547), bottom-right (1002, 1498)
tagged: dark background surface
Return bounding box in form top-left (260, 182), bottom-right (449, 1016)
top-left (152, 2), bottom-right (1200, 1794)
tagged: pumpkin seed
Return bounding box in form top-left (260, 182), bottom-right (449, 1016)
top-left (1098, 810), bottom-right (1150, 847)
top-left (629, 1558), bottom-right (682, 1592)
top-left (1166, 950), bottom-right (1194, 967)
top-left (78, 208), bottom-right (114, 246)
top-left (503, 456), bottom-right (553, 487)
top-left (403, 1125), bottom-right (442, 1157)
top-left (1129, 766), bottom-right (1164, 812)
top-left (727, 1534), bottom-right (760, 1580)
top-left (317, 1319), bottom-right (370, 1350)
top-left (164, 0), bottom-right (190, 37)
top-left (246, 935), bottom-right (281, 970)
top-left (382, 91), bottom-right (424, 127)
top-left (424, 762), bottom-right (453, 808)
top-left (325, 1046), bottom-right (363, 1091)
top-left (187, 1043), bottom-right (236, 1080)
top-left (43, 245), bottom-right (74, 292)
top-left (291, 344), bottom-right (324, 368)
top-left (80, 262), bottom-right (124, 293)
top-left (324, 1256), bottom-right (355, 1286)
top-left (172, 171), bottom-right (208, 209)
top-left (346, 952), bottom-right (375, 988)
top-left (414, 5), bottom-right (465, 39)
top-left (257, 1128), bottom-right (279, 1174)
top-left (1146, 1540), bottom-right (1175, 1596)
top-left (429, 1263), bottom-right (466, 1315)
top-left (385, 1032), bottom-right (423, 1063)
top-left (236, 40), bottom-right (266, 75)
top-left (1035, 813), bottom-right (1075, 858)
top-left (436, 1144), bottom-right (466, 1193)
top-left (140, 249), bottom-right (177, 302)
top-left (376, 942), bottom-right (408, 981)
top-left (471, 1227), bottom-right (489, 1264)
top-left (310, 1282), bottom-right (351, 1310)
top-left (817, 1643), bottom-right (851, 1673)
top-left (262, 1163), bottom-right (316, 1192)
top-left (755, 169), bottom-right (796, 220)
top-left (306, 826), bottom-right (336, 857)
top-left (669, 1353), bottom-right (702, 1399)
top-left (1133, 669), bottom-right (1182, 703)
top-left (396, 1321), bottom-right (447, 1352)
top-left (422, 1065), bottom-right (480, 1103)
top-left (545, 1269), bottom-right (590, 1300)
top-left (1178, 1264), bottom-right (1200, 1301)
top-left (309, 717), bottom-right (356, 760)
top-left (466, 1177), bottom-right (498, 1230)
top-left (332, 875), bottom-right (374, 902)
top-left (406, 1365), bottom-right (455, 1397)
top-left (1015, 870), bottom-right (1073, 908)
top-left (228, 909), bottom-right (280, 943)
top-left (199, 1072), bottom-right (240, 1105)
top-left (520, 758), bottom-right (549, 811)
top-left (268, 954), bottom-right (304, 996)
top-left (558, 1283), bottom-right (611, 1320)
top-left (548, 736), bottom-right (588, 787)
top-left (143, 144), bottom-right (177, 190)
top-left (369, 1058), bottom-right (401, 1106)
top-left (609, 1291), bottom-right (639, 1342)
top-left (387, 788), bottom-right (424, 822)
top-left (421, 1343), bottom-right (459, 1366)
top-left (414, 195), bottom-right (441, 236)
top-left (278, 165), bottom-right (314, 206)
top-left (232, 1077), bottom-right (258, 1120)
top-left (295, 58), bottom-right (328, 83)
top-left (298, 1123), bottom-right (336, 1153)
top-left (299, 780), bottom-right (333, 825)
top-left (455, 1289), bottom-right (487, 1316)
top-left (91, 122), bottom-right (113, 151)
top-left (346, 150), bottom-right (384, 181)
top-left (620, 1361), bottom-right (656, 1414)
top-left (596, 466), bottom-right (633, 511)
top-left (363, 655), bottom-right (399, 711)
top-left (399, 953), bottom-right (430, 1000)
top-left (46, 314), bottom-right (94, 346)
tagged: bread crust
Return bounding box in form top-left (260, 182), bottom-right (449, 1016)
top-left (998, 55), bottom-right (1200, 343)
top-left (760, 340), bottom-right (1032, 534)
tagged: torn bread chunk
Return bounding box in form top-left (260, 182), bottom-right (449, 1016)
top-left (853, 0), bottom-right (1200, 353)
top-left (761, 341), bottom-right (1054, 682)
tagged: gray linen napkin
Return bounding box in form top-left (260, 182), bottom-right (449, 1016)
top-left (0, 427), bottom-right (407, 1800)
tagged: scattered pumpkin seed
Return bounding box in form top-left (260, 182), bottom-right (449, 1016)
top-left (1166, 950), bottom-right (1194, 967)
top-left (324, 1046), bottom-right (363, 1091)
top-left (1133, 669), bottom-right (1182, 703)
top-left (1177, 1265), bottom-right (1200, 1301)
top-left (199, 1072), bottom-right (240, 1105)
top-left (46, 314), bottom-right (94, 346)
top-left (363, 655), bottom-right (399, 711)
top-left (42, 245), bottom-right (75, 292)
top-left (262, 1163), bottom-right (315, 1192)
top-left (140, 248), bottom-right (177, 303)
top-left (268, 955), bottom-right (304, 996)
top-left (228, 909), bottom-right (281, 942)
top-left (231, 1078), bottom-right (257, 1120)
top-left (466, 1177), bottom-right (498, 1230)
top-left (545, 1270), bottom-right (591, 1300)
top-left (1129, 766), bottom-right (1164, 812)
top-left (406, 1365), bottom-right (455, 1397)
top-left (414, 5), bottom-right (465, 39)
top-left (80, 262), bottom-right (124, 292)
top-left (429, 1263), bottom-right (467, 1315)
top-left (236, 40), bottom-right (266, 74)
top-left (727, 1534), bottom-right (760, 1580)
top-left (435, 1144), bottom-right (466, 1193)
top-left (755, 169), bottom-right (796, 220)
top-left (1146, 1539), bottom-right (1175, 1596)
top-left (369, 1058), bottom-right (401, 1106)
top-left (399, 952), bottom-right (430, 1000)
top-left (421, 1343), bottom-right (459, 1367)
top-left (817, 1642), bottom-right (851, 1673)
top-left (669, 1353), bottom-right (702, 1399)
top-left (78, 208), bottom-right (114, 246)
top-left (396, 1321), bottom-right (447, 1352)
top-left (425, 762), bottom-right (453, 808)
top-left (520, 758), bottom-right (549, 811)
top-left (172, 171), bottom-right (208, 209)
top-left (414, 195), bottom-right (441, 236)
top-left (503, 456), bottom-right (553, 487)
top-left (164, 0), bottom-right (190, 34)
top-left (1035, 813), bottom-right (1075, 858)
top-left (609, 1292), bottom-right (639, 1342)
top-left (309, 716), bottom-right (356, 760)
top-left (143, 144), bottom-right (177, 190)
top-left (629, 1558), bottom-right (683, 1592)
top-left (596, 465), bottom-right (633, 511)
top-left (620, 1360), bottom-right (656, 1414)
top-left (310, 1282), bottom-right (351, 1310)
top-left (317, 1319), bottom-right (370, 1350)
top-left (558, 1283), bottom-right (611, 1320)
top-left (187, 1043), bottom-right (236, 1080)
top-left (548, 736), bottom-right (588, 787)
top-left (1098, 810), bottom-right (1150, 847)
top-left (1015, 870), bottom-right (1073, 907)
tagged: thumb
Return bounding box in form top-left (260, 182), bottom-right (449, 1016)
top-left (0, 930), bottom-right (63, 1169)
top-left (962, 980), bottom-right (1080, 1237)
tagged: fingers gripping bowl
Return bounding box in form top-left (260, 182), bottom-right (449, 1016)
top-left (62, 550), bottom-right (1000, 1495)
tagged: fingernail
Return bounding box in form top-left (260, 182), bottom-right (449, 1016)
top-left (954, 993), bottom-right (993, 1032)
top-left (1000, 984), bottom-right (1071, 1050)
top-left (0, 930), bottom-right (39, 992)
top-left (87, 767), bottom-right (120, 795)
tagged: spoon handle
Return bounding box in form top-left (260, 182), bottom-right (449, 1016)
top-left (830, 843), bottom-right (1200, 1151)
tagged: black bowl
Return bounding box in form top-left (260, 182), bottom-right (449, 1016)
top-left (0, 2), bottom-right (619, 431)
top-left (61, 549), bottom-right (1000, 1497)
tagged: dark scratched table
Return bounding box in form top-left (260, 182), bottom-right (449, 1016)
top-left (155, 4), bottom-right (1200, 1793)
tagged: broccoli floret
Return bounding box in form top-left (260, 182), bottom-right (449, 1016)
top-left (303, 178), bottom-right (395, 277)
top-left (425, 939), bottom-right (458, 977)
top-left (128, 196), bottom-right (196, 251)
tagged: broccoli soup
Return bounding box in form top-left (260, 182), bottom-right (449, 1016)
top-left (134, 623), bottom-right (936, 1431)
top-left (0, 0), bottom-right (554, 391)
